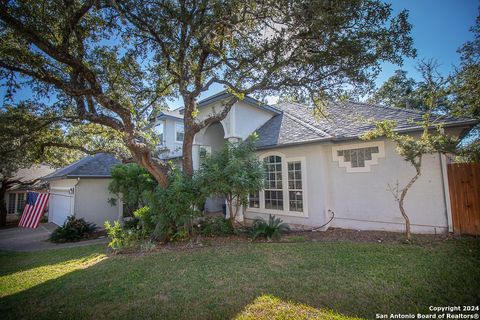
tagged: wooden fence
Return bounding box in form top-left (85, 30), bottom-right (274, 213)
top-left (447, 162), bottom-right (480, 235)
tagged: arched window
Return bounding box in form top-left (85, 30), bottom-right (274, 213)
top-left (248, 154), bottom-right (307, 217)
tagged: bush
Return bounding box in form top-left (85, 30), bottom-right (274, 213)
top-left (252, 215), bottom-right (290, 241)
top-left (133, 206), bottom-right (156, 233)
top-left (109, 163), bottom-right (158, 216)
top-left (196, 216), bottom-right (234, 237)
top-left (49, 216), bottom-right (97, 243)
top-left (104, 220), bottom-right (147, 252)
top-left (148, 168), bottom-right (206, 242)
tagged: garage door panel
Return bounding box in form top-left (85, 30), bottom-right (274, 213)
top-left (50, 193), bottom-right (73, 226)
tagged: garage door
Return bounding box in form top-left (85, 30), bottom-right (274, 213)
top-left (49, 191), bottom-right (73, 226)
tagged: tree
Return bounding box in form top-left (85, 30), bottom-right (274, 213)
top-left (369, 69), bottom-right (423, 110)
top-left (449, 11), bottom-right (480, 161)
top-left (1, 0), bottom-right (416, 183)
top-left (0, 103), bottom-right (82, 225)
top-left (362, 62), bottom-right (457, 241)
top-left (197, 136), bottom-right (264, 227)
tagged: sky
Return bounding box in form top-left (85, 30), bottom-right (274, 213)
top-left (171, 0), bottom-right (480, 107)
top-left (2, 1), bottom-right (479, 108)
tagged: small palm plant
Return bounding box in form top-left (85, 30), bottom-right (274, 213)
top-left (252, 215), bottom-right (290, 241)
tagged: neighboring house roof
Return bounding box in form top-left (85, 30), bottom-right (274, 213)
top-left (7, 164), bottom-right (55, 191)
top-left (42, 153), bottom-right (121, 180)
top-left (255, 101), bottom-right (478, 149)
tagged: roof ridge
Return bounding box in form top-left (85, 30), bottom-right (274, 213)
top-left (283, 112), bottom-right (331, 137)
top-left (348, 100), bottom-right (425, 116)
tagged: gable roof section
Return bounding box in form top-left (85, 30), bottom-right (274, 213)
top-left (42, 153), bottom-right (121, 180)
top-left (255, 101), bottom-right (477, 149)
top-left (196, 90), bottom-right (282, 115)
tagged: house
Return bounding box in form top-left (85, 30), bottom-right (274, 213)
top-left (42, 153), bottom-right (122, 227)
top-left (152, 91), bottom-right (476, 234)
top-left (4, 164), bottom-right (55, 222)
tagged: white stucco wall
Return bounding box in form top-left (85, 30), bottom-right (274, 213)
top-left (326, 139), bottom-right (448, 234)
top-left (73, 179), bottom-right (121, 227)
top-left (245, 138), bottom-right (450, 234)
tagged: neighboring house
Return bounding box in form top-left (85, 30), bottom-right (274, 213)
top-left (4, 164), bottom-right (55, 222)
top-left (42, 153), bottom-right (122, 227)
top-left (153, 90), bottom-right (475, 234)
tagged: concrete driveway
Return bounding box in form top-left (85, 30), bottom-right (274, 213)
top-left (0, 223), bottom-right (108, 252)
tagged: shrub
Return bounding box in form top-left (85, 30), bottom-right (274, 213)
top-left (49, 216), bottom-right (97, 243)
top-left (104, 220), bottom-right (147, 252)
top-left (252, 215), bottom-right (290, 241)
top-left (109, 163), bottom-right (158, 216)
top-left (196, 136), bottom-right (264, 227)
top-left (133, 206), bottom-right (155, 233)
top-left (197, 216), bottom-right (234, 237)
top-left (148, 168), bottom-right (206, 242)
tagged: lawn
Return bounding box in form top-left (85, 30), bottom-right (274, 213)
top-left (0, 238), bottom-right (479, 319)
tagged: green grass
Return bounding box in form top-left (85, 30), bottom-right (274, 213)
top-left (0, 239), bottom-right (479, 319)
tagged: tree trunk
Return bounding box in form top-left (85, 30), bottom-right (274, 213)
top-left (398, 166), bottom-right (422, 241)
top-left (182, 131), bottom-right (195, 178)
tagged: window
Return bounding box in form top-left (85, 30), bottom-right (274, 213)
top-left (156, 122), bottom-right (165, 145)
top-left (288, 161), bottom-right (303, 212)
top-left (16, 193), bottom-right (25, 213)
top-left (8, 193), bottom-right (16, 214)
top-left (248, 191), bottom-right (260, 208)
top-left (337, 146), bottom-right (379, 168)
top-left (247, 154), bottom-right (307, 217)
top-left (175, 122), bottom-right (184, 142)
top-left (263, 155), bottom-right (283, 210)
top-left (332, 142), bottom-right (384, 173)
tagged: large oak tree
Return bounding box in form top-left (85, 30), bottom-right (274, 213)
top-left (0, 0), bottom-right (415, 184)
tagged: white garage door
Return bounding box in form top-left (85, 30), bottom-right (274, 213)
top-left (49, 192), bottom-right (73, 226)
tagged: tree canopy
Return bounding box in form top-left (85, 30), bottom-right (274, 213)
top-left (0, 0), bottom-right (416, 184)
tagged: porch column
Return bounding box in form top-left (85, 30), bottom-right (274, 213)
top-left (192, 144), bottom-right (201, 171)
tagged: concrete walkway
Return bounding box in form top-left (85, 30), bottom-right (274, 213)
top-left (0, 223), bottom-right (108, 252)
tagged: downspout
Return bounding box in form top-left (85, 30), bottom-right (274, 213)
top-left (71, 178), bottom-right (80, 217)
top-left (439, 152), bottom-right (453, 233)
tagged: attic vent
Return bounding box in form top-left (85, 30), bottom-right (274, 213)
top-left (332, 142), bottom-right (385, 173)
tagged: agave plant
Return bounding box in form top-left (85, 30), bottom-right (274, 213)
top-left (252, 215), bottom-right (290, 241)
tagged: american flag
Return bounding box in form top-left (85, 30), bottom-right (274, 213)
top-left (18, 192), bottom-right (50, 228)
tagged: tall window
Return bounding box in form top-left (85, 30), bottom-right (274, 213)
top-left (16, 193), bottom-right (25, 213)
top-left (8, 193), bottom-right (16, 214)
top-left (156, 122), bottom-right (165, 145)
top-left (288, 162), bottom-right (303, 212)
top-left (248, 191), bottom-right (260, 208)
top-left (175, 122), bottom-right (184, 142)
top-left (263, 155), bottom-right (283, 210)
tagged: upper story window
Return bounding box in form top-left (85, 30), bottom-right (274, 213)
top-left (175, 122), bottom-right (184, 143)
top-left (156, 122), bottom-right (165, 145)
top-left (332, 142), bottom-right (384, 173)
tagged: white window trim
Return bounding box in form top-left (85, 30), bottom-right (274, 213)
top-left (332, 141), bottom-right (385, 173)
top-left (175, 121), bottom-right (184, 143)
top-left (247, 152), bottom-right (308, 218)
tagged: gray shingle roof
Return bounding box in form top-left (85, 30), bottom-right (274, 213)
top-left (42, 153), bottom-right (120, 180)
top-left (255, 101), bottom-right (477, 149)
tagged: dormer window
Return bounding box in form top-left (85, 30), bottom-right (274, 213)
top-left (175, 122), bottom-right (184, 143)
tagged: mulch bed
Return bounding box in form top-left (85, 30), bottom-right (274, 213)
top-left (108, 227), bottom-right (476, 256)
